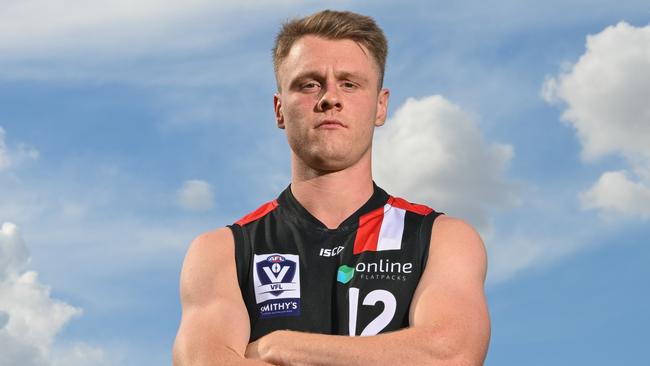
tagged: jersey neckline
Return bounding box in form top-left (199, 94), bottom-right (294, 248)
top-left (277, 181), bottom-right (390, 233)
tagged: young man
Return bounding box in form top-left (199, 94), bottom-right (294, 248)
top-left (173, 10), bottom-right (490, 366)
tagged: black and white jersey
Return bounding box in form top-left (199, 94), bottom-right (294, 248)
top-left (228, 183), bottom-right (443, 341)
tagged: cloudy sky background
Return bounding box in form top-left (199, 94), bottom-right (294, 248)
top-left (1, 1), bottom-right (649, 365)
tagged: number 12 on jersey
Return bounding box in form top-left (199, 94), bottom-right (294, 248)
top-left (348, 287), bottom-right (397, 336)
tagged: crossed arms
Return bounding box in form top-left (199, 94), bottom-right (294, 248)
top-left (173, 215), bottom-right (490, 366)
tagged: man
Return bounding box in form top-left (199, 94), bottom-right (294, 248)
top-left (173, 9), bottom-right (490, 366)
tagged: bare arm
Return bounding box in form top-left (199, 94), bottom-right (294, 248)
top-left (246, 216), bottom-right (491, 366)
top-left (173, 227), bottom-right (275, 366)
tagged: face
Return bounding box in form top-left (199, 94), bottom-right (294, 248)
top-left (274, 35), bottom-right (389, 172)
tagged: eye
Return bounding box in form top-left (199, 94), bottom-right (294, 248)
top-left (301, 81), bottom-right (320, 91)
top-left (342, 81), bottom-right (358, 90)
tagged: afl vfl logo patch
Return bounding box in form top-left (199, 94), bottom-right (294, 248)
top-left (253, 253), bottom-right (301, 318)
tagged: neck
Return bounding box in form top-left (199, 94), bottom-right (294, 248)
top-left (290, 154), bottom-right (374, 229)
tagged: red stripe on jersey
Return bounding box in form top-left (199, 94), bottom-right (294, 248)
top-left (389, 196), bottom-right (433, 216)
top-left (353, 205), bottom-right (385, 255)
top-left (235, 200), bottom-right (279, 226)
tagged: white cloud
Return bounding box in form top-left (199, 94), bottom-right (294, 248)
top-left (373, 95), bottom-right (517, 231)
top-left (0, 222), bottom-right (109, 366)
top-left (177, 179), bottom-right (214, 211)
top-left (0, 222), bottom-right (30, 277)
top-left (0, 127), bottom-right (11, 171)
top-left (543, 22), bottom-right (650, 218)
top-left (580, 170), bottom-right (650, 218)
top-left (542, 22), bottom-right (650, 161)
top-left (0, 126), bottom-right (39, 172)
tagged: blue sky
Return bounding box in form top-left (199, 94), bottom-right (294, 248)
top-left (1, 1), bottom-right (649, 365)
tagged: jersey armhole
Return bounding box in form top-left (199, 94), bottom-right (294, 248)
top-left (418, 211), bottom-right (444, 272)
top-left (227, 224), bottom-right (249, 291)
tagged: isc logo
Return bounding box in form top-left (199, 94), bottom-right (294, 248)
top-left (319, 246), bottom-right (344, 257)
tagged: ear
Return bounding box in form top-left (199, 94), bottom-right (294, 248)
top-left (374, 88), bottom-right (390, 127)
top-left (274, 93), bottom-right (285, 129)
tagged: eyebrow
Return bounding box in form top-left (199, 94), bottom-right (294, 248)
top-left (336, 71), bottom-right (369, 83)
top-left (290, 71), bottom-right (323, 85)
top-left (289, 70), bottom-right (369, 87)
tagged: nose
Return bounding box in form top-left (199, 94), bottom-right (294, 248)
top-left (317, 85), bottom-right (342, 112)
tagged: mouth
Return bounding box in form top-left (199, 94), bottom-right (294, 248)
top-left (316, 119), bottom-right (346, 128)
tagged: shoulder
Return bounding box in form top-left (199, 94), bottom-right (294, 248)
top-left (181, 228), bottom-right (236, 288)
top-left (180, 227), bottom-right (239, 305)
top-left (186, 227), bottom-right (235, 260)
top-left (428, 215), bottom-right (487, 281)
top-left (431, 215), bottom-right (483, 244)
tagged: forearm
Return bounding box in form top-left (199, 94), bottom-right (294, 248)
top-left (174, 323), bottom-right (277, 366)
top-left (250, 327), bottom-right (477, 366)
top-left (174, 343), bottom-right (277, 366)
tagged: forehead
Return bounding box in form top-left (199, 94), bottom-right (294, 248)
top-left (278, 35), bottom-right (379, 82)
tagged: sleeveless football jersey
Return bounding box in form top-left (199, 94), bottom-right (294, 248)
top-left (228, 183), bottom-right (443, 342)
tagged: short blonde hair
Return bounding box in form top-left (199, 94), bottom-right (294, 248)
top-left (273, 9), bottom-right (388, 89)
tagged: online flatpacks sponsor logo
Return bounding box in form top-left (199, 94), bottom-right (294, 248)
top-left (253, 253), bottom-right (301, 318)
top-left (338, 259), bottom-right (413, 283)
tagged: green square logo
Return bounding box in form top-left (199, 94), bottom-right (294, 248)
top-left (337, 265), bottom-right (355, 284)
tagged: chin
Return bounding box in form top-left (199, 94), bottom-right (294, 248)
top-left (308, 153), bottom-right (358, 173)
top-left (292, 142), bottom-right (366, 172)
